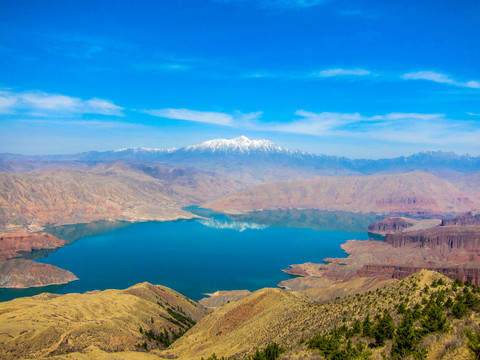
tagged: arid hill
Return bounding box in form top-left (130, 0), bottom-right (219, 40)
top-left (0, 258), bottom-right (77, 288)
top-left (0, 282), bottom-right (206, 359)
top-left (0, 232), bottom-right (66, 260)
top-left (0, 162), bottom-right (239, 232)
top-left (206, 171), bottom-right (479, 215)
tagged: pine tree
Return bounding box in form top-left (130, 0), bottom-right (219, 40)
top-left (391, 310), bottom-right (416, 358)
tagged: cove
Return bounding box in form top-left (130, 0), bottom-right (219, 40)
top-left (1, 209), bottom-right (373, 301)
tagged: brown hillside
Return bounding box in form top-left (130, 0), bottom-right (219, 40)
top-left (205, 171), bottom-right (479, 215)
top-left (0, 162), bottom-right (239, 232)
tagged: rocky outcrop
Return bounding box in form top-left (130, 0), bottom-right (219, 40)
top-left (282, 225), bottom-right (480, 287)
top-left (0, 258), bottom-right (78, 288)
top-left (0, 232), bottom-right (66, 260)
top-left (384, 225), bottom-right (480, 249)
top-left (441, 211), bottom-right (480, 226)
top-left (368, 217), bottom-right (442, 235)
top-left (358, 264), bottom-right (480, 286)
top-left (368, 217), bottom-right (417, 234)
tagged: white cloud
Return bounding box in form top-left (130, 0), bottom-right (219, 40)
top-left (266, 110), bottom-right (480, 148)
top-left (402, 71), bottom-right (480, 89)
top-left (143, 108), bottom-right (262, 127)
top-left (275, 111), bottom-right (365, 134)
top-left (272, 111), bottom-right (446, 136)
top-left (269, 111), bottom-right (456, 143)
top-left (0, 89), bottom-right (124, 116)
top-left (315, 68), bottom-right (371, 77)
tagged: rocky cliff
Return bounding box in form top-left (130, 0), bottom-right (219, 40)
top-left (441, 211), bottom-right (480, 226)
top-left (358, 264), bottom-right (480, 286)
top-left (368, 217), bottom-right (418, 234)
top-left (384, 225), bottom-right (480, 249)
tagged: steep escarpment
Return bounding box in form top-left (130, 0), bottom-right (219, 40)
top-left (0, 282), bottom-right (207, 359)
top-left (358, 263), bottom-right (480, 285)
top-left (384, 225), bottom-right (480, 249)
top-left (206, 171), bottom-right (479, 215)
top-left (368, 217), bottom-right (418, 234)
top-left (441, 211), bottom-right (480, 226)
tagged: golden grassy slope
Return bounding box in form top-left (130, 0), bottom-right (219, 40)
top-left (2, 270), bottom-right (480, 359)
top-left (165, 270), bottom-right (480, 360)
top-left (0, 282), bottom-right (206, 359)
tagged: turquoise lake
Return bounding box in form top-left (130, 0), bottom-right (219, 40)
top-left (0, 209), bottom-right (378, 301)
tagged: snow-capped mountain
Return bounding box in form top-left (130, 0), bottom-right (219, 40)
top-left (2, 136), bottom-right (480, 176)
top-left (183, 136), bottom-right (287, 155)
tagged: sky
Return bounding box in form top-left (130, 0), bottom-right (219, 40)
top-left (1, 0), bottom-right (479, 158)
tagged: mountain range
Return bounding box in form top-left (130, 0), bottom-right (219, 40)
top-left (2, 136), bottom-right (480, 178)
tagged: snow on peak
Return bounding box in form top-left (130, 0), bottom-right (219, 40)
top-left (114, 147), bottom-right (176, 153)
top-left (184, 136), bottom-right (286, 154)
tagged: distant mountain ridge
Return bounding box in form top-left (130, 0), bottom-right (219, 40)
top-left (2, 137), bottom-right (480, 179)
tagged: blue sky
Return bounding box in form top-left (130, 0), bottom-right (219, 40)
top-left (1, 0), bottom-right (479, 158)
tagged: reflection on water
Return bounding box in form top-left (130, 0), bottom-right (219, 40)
top-left (44, 220), bottom-right (131, 243)
top-left (227, 209), bottom-right (384, 233)
top-left (1, 207), bottom-right (376, 302)
top-left (197, 217), bottom-right (267, 232)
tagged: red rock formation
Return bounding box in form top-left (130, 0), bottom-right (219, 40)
top-left (358, 264), bottom-right (480, 286)
top-left (384, 225), bottom-right (480, 249)
top-left (0, 258), bottom-right (78, 288)
top-left (0, 232), bottom-right (66, 260)
top-left (368, 217), bottom-right (417, 235)
top-left (441, 212), bottom-right (480, 226)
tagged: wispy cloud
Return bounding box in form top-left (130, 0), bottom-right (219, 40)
top-left (143, 108), bottom-right (262, 127)
top-left (215, 0), bottom-right (326, 9)
top-left (0, 89), bottom-right (124, 117)
top-left (269, 111), bottom-right (480, 146)
top-left (314, 68), bottom-right (371, 77)
top-left (402, 71), bottom-right (480, 89)
top-left (243, 67), bottom-right (374, 80)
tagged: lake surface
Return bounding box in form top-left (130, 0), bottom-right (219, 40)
top-left (0, 209), bottom-right (374, 301)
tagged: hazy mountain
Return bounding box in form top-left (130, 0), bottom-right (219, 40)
top-left (2, 137), bottom-right (480, 179)
top-left (205, 171), bottom-right (480, 216)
